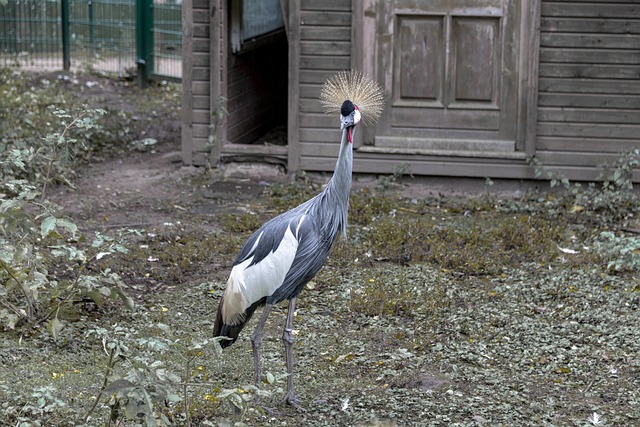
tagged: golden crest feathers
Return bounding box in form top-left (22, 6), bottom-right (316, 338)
top-left (319, 70), bottom-right (384, 125)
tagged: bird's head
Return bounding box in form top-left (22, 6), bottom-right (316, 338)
top-left (320, 70), bottom-right (384, 145)
top-left (340, 100), bottom-right (361, 143)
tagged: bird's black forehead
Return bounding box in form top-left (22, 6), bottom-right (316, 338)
top-left (340, 100), bottom-right (355, 117)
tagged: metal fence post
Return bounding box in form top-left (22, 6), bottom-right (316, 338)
top-left (61, 0), bottom-right (70, 70)
top-left (136, 0), bottom-right (153, 87)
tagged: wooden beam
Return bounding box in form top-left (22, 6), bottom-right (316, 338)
top-left (210, 0), bottom-right (227, 164)
top-left (181, 0), bottom-right (194, 165)
top-left (287, 0), bottom-right (301, 172)
top-left (522, 0), bottom-right (541, 157)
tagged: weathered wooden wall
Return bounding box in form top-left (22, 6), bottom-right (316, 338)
top-left (182, 0), bottom-right (639, 180)
top-left (536, 0), bottom-right (640, 172)
top-left (226, 38), bottom-right (288, 145)
top-left (294, 0), bottom-right (353, 170)
top-left (182, 0), bottom-right (216, 166)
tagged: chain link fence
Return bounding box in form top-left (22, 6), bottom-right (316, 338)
top-left (0, 0), bottom-right (181, 80)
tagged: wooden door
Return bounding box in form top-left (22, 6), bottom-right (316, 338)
top-left (359, 0), bottom-right (526, 155)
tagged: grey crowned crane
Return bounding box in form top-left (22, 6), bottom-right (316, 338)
top-left (213, 70), bottom-right (384, 406)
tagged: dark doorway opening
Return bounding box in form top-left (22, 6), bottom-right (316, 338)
top-left (222, 33), bottom-right (288, 165)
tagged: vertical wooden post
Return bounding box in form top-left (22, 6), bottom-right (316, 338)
top-left (181, 0), bottom-right (194, 165)
top-left (286, 0), bottom-right (300, 173)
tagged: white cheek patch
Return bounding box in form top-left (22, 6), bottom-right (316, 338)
top-left (353, 109), bottom-right (361, 125)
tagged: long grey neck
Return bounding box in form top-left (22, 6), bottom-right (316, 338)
top-left (321, 127), bottom-right (353, 238)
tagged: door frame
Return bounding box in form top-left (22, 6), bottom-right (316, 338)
top-left (352, 0), bottom-right (541, 157)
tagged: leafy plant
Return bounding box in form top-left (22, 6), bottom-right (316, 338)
top-left (0, 107), bottom-right (135, 334)
top-left (596, 231), bottom-right (640, 273)
top-left (376, 163), bottom-right (411, 192)
top-left (528, 150), bottom-right (639, 223)
top-left (0, 384), bottom-right (73, 426)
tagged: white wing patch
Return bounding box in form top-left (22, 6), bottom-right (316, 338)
top-left (222, 225), bottom-right (299, 325)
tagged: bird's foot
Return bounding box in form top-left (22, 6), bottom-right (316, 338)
top-left (258, 405), bottom-right (283, 416)
top-left (285, 394), bottom-right (306, 412)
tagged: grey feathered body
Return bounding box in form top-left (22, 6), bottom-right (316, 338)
top-left (213, 132), bottom-right (352, 345)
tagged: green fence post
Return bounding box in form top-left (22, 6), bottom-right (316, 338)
top-left (61, 0), bottom-right (70, 70)
top-left (136, 0), bottom-right (153, 87)
top-left (88, 0), bottom-right (94, 52)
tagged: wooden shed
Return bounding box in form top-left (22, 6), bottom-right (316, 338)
top-left (181, 0), bottom-right (640, 180)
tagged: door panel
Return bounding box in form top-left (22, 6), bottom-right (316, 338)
top-left (397, 17), bottom-right (445, 105)
top-left (361, 0), bottom-right (523, 153)
top-left (451, 17), bottom-right (500, 106)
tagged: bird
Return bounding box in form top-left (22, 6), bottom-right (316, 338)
top-left (213, 70), bottom-right (384, 406)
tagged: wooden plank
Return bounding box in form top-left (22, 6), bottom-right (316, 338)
top-left (193, 38), bottom-right (209, 53)
top-left (299, 83), bottom-right (323, 100)
top-left (299, 153), bottom-right (640, 182)
top-left (301, 26), bottom-right (351, 41)
top-left (300, 55), bottom-right (350, 70)
top-left (301, 0), bottom-right (350, 11)
top-left (181, 0), bottom-right (194, 165)
top-left (537, 122), bottom-right (640, 139)
top-left (539, 64), bottom-right (640, 79)
top-left (298, 149), bottom-right (640, 181)
top-left (538, 93), bottom-right (640, 109)
top-left (191, 150), bottom-right (209, 166)
top-left (522, 0), bottom-right (542, 156)
top-left (192, 67), bottom-right (209, 81)
top-left (540, 18), bottom-right (640, 34)
top-left (193, 95), bottom-right (210, 110)
top-left (541, 3), bottom-right (640, 19)
top-left (537, 136), bottom-right (640, 153)
top-left (193, 10), bottom-right (209, 24)
top-left (192, 138), bottom-right (216, 152)
top-left (391, 108), bottom-right (500, 130)
top-left (300, 128), bottom-right (344, 143)
top-left (299, 113), bottom-right (334, 128)
top-left (210, 0), bottom-right (225, 163)
top-left (192, 110), bottom-right (211, 124)
top-left (288, 0), bottom-right (302, 171)
top-left (394, 0), bottom-right (504, 16)
top-left (299, 98), bottom-right (324, 114)
top-left (540, 48), bottom-right (640, 65)
top-left (374, 136), bottom-right (516, 153)
top-left (193, 25), bottom-right (209, 39)
top-left (221, 143), bottom-right (288, 156)
top-left (538, 107), bottom-right (640, 125)
top-left (300, 10), bottom-right (351, 26)
top-left (193, 124), bottom-right (210, 138)
top-left (300, 69), bottom-right (341, 84)
top-left (535, 150), bottom-right (639, 167)
top-left (300, 41), bottom-right (351, 56)
top-left (193, 81), bottom-right (209, 95)
top-left (538, 77), bottom-right (640, 94)
top-left (540, 33), bottom-right (640, 50)
top-left (192, 53), bottom-right (209, 67)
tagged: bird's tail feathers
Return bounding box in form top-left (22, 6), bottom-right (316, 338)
top-left (213, 297), bottom-right (264, 348)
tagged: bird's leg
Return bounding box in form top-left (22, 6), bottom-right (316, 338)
top-left (250, 303), bottom-right (273, 393)
top-left (282, 297), bottom-right (302, 408)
